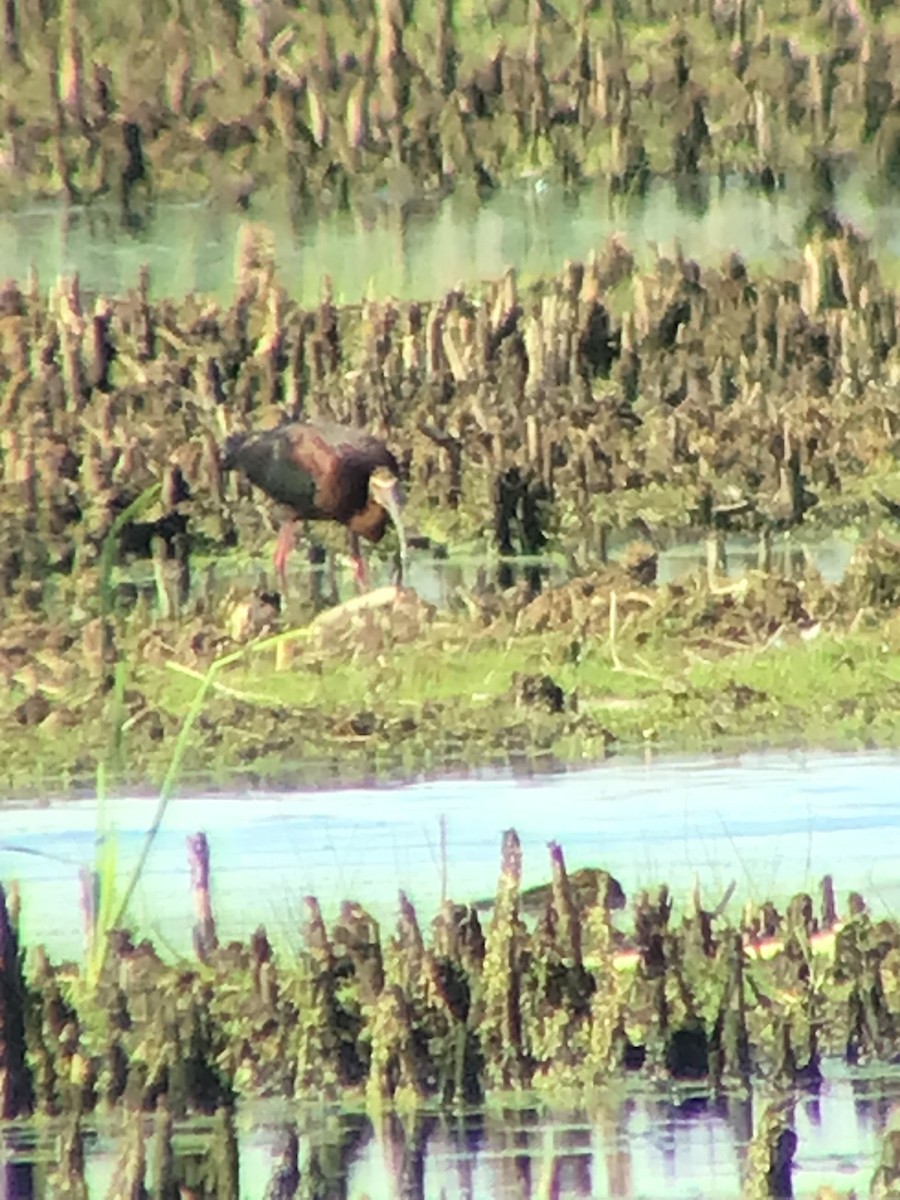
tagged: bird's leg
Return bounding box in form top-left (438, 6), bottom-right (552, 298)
top-left (349, 531), bottom-right (368, 593)
top-left (273, 520), bottom-right (295, 594)
top-left (303, 520), bottom-right (325, 567)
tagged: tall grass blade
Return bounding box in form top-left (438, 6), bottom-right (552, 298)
top-left (99, 483), bottom-right (162, 619)
top-left (84, 482), bottom-right (163, 986)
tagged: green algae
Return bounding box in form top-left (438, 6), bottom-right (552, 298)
top-left (2, 550), bottom-right (899, 800)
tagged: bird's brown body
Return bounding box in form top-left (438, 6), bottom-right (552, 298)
top-left (222, 421), bottom-right (406, 589)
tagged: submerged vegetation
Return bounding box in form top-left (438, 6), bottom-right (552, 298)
top-left (0, 828), bottom-right (898, 1196)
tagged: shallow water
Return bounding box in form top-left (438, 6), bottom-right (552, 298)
top-left (1, 748), bottom-right (898, 962)
top-left (218, 1069), bottom-right (900, 1198)
top-left (3, 750), bottom-right (900, 1195)
top-left (0, 173), bottom-right (896, 304)
top-left (255, 527), bottom-right (856, 609)
top-left (117, 527), bottom-right (851, 624)
top-left (3, 1063), bottom-right (898, 1197)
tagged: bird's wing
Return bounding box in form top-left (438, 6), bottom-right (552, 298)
top-left (233, 428), bottom-right (324, 513)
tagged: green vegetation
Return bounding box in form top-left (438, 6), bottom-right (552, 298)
top-left (0, 224), bottom-right (898, 798)
top-left (4, 538), bottom-right (899, 799)
top-left (2, 0), bottom-right (900, 208)
top-left (5, 814), bottom-right (899, 1194)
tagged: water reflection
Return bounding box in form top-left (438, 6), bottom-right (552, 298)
top-left (140, 527), bottom-right (854, 618)
top-left (307, 1076), bottom-right (892, 1199)
top-left (1, 1068), bottom-right (894, 1197)
top-left (0, 173), bottom-right (897, 305)
top-left (391, 528), bottom-right (853, 609)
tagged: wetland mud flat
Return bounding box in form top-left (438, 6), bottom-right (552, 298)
top-left (1, 228), bottom-right (899, 796)
top-left (6, 549), bottom-right (900, 798)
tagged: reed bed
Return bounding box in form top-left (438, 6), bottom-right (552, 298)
top-left (0, 222), bottom-right (897, 608)
top-left (0, 830), bottom-right (897, 1195)
top-left (1, 0), bottom-right (898, 208)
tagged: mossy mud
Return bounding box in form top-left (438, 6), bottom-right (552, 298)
top-left (2, 0), bottom-right (900, 211)
top-left (0, 831), bottom-right (898, 1196)
top-left (4, 540), bottom-right (900, 798)
top-left (1, 223), bottom-right (900, 795)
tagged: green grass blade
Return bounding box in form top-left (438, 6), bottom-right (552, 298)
top-left (98, 483), bottom-right (163, 619)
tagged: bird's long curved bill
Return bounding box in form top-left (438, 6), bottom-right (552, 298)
top-left (381, 484), bottom-right (408, 582)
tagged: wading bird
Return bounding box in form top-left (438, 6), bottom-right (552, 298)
top-left (222, 420), bottom-right (407, 591)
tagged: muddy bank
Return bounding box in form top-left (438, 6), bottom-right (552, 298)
top-left (1, 228), bottom-right (898, 584)
top-left (1, 235), bottom-right (899, 795)
top-left (2, 535), bottom-right (900, 798)
top-left (0, 831), bottom-right (897, 1196)
top-left (1, 0), bottom-right (899, 210)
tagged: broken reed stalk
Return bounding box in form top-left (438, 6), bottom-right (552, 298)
top-left (187, 831), bottom-right (218, 960)
top-left (0, 883), bottom-right (32, 1118)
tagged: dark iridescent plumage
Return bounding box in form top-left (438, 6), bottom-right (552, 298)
top-left (222, 420), bottom-right (406, 589)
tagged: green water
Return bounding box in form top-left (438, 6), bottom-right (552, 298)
top-left (0, 173), bottom-right (897, 304)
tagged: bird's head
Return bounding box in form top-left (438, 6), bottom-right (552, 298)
top-left (368, 466), bottom-right (408, 574)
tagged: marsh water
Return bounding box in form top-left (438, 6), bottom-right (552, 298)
top-left (1, 173), bottom-right (899, 305)
top-left (234, 526), bottom-right (855, 609)
top-left (2, 174), bottom-right (899, 1195)
top-left (5, 1066), bottom-right (900, 1198)
top-left (2, 750), bottom-right (900, 1195)
top-left (5, 750), bottom-right (900, 960)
